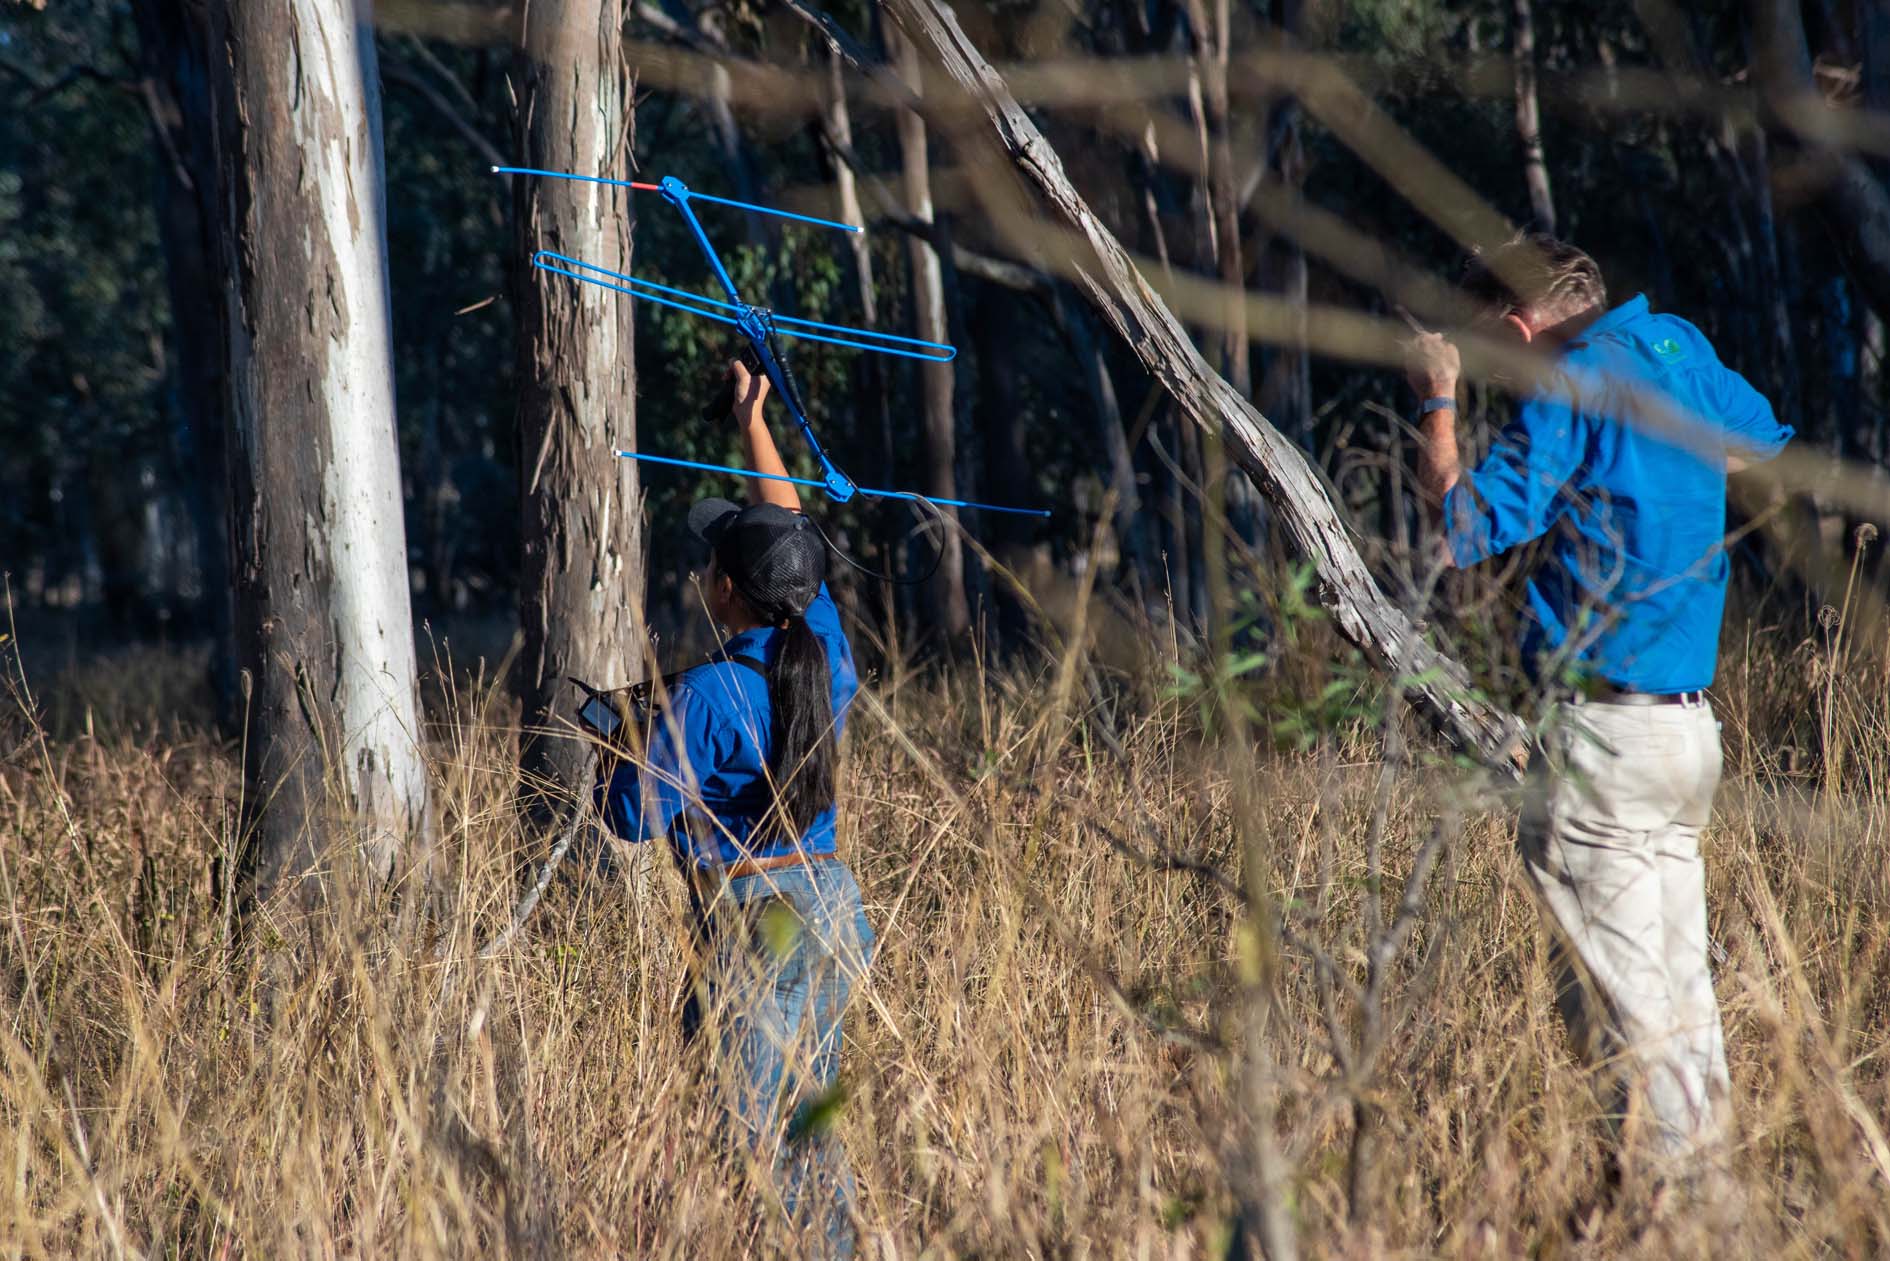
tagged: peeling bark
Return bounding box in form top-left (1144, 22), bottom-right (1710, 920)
top-left (511, 0), bottom-right (644, 821)
top-left (204, 0), bottom-right (432, 904)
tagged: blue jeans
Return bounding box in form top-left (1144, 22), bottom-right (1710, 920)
top-left (684, 858), bottom-right (875, 1257)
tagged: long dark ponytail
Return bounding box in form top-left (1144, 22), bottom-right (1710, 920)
top-left (765, 612), bottom-right (836, 839)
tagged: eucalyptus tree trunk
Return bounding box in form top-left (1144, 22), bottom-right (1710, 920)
top-left (889, 25), bottom-right (972, 643)
top-left (819, 49), bottom-right (899, 621)
top-left (510, 0), bottom-right (644, 823)
top-left (821, 48), bottom-right (882, 397)
top-left (696, 11), bottom-right (768, 250)
top-left (204, 0), bottom-right (430, 905)
top-left (1511, 0), bottom-right (1556, 234)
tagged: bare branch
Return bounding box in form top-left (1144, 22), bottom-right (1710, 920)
top-left (402, 33), bottom-right (489, 122)
top-left (812, 106), bottom-right (1052, 294)
top-left (778, 0), bottom-right (917, 109)
top-left (826, 0), bottom-right (1532, 774)
top-left (381, 56), bottom-right (507, 168)
top-left (377, 0), bottom-right (518, 44)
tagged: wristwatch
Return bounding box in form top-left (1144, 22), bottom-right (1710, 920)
top-left (1419, 396), bottom-right (1457, 415)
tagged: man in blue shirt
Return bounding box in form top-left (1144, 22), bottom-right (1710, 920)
top-left (1403, 235), bottom-right (1792, 1186)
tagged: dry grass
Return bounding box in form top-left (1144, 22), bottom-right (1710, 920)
top-left (1, 600), bottom-right (1887, 1259)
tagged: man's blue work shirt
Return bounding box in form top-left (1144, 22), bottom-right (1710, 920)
top-left (1442, 295), bottom-right (1793, 693)
top-left (596, 584), bottom-right (858, 867)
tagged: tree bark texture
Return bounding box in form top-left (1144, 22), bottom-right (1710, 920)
top-left (879, 0), bottom-right (1529, 772)
top-left (706, 38), bottom-right (768, 250)
top-left (1511, 0), bottom-right (1556, 234)
top-left (889, 25), bottom-right (971, 641)
top-left (511, 0), bottom-right (644, 820)
top-left (204, 0), bottom-right (432, 901)
top-left (821, 49), bottom-right (884, 370)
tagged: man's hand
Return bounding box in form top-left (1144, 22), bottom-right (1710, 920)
top-left (1402, 332), bottom-right (1466, 508)
top-left (730, 357), bottom-right (770, 416)
top-left (1403, 332), bottom-right (1461, 399)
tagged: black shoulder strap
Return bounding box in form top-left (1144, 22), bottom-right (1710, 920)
top-left (589, 651), bottom-right (769, 714)
top-left (713, 651), bottom-right (769, 679)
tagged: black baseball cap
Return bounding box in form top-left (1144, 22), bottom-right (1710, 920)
top-left (687, 498), bottom-right (827, 620)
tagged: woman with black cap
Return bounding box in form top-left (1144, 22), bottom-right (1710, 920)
top-left (596, 359), bottom-right (872, 1256)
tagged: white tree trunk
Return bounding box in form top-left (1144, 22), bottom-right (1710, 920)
top-left (207, 0), bottom-right (430, 901)
top-left (822, 49), bottom-right (878, 325)
top-left (1511, 0), bottom-right (1556, 234)
top-left (889, 25), bottom-right (971, 641)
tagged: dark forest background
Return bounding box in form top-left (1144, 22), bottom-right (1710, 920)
top-left (3, 0), bottom-right (1884, 690)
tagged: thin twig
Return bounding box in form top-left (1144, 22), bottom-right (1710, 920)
top-left (381, 57), bottom-right (506, 168)
top-left (475, 786), bottom-right (594, 963)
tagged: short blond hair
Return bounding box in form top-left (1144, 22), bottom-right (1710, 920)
top-left (1459, 234), bottom-right (1606, 327)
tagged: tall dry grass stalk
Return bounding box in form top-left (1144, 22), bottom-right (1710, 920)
top-left (0, 601), bottom-right (1886, 1258)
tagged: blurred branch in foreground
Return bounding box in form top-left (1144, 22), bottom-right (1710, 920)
top-left (841, 0), bottom-right (1531, 774)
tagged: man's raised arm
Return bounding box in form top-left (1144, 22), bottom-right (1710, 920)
top-left (1405, 331), bottom-right (1465, 507)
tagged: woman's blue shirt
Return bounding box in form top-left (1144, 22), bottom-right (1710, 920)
top-left (595, 584), bottom-right (858, 866)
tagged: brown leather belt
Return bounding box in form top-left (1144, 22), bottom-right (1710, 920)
top-left (689, 848), bottom-right (835, 889)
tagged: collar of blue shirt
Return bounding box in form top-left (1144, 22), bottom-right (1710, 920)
top-left (722, 624), bottom-right (777, 664)
top-left (1562, 293), bottom-right (1648, 351)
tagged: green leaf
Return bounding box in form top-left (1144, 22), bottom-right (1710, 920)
top-left (1161, 1194), bottom-right (1202, 1229)
top-left (759, 902), bottom-right (803, 961)
top-left (1226, 650), bottom-right (1270, 679)
top-left (786, 1080), bottom-right (849, 1143)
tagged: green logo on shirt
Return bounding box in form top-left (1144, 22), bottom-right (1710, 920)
top-left (1651, 337), bottom-right (1686, 362)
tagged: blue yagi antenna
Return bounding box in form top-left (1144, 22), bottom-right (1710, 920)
top-left (494, 167), bottom-right (1048, 519)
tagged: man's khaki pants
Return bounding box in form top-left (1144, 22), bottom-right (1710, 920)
top-left (1519, 698), bottom-right (1731, 1164)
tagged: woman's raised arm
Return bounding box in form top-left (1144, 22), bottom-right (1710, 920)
top-left (728, 359), bottom-right (800, 513)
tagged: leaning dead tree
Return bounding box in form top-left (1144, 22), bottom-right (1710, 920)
top-left (510, 0), bottom-right (645, 825)
top-left (203, 0), bottom-right (432, 904)
top-left (823, 0), bottom-right (1529, 772)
